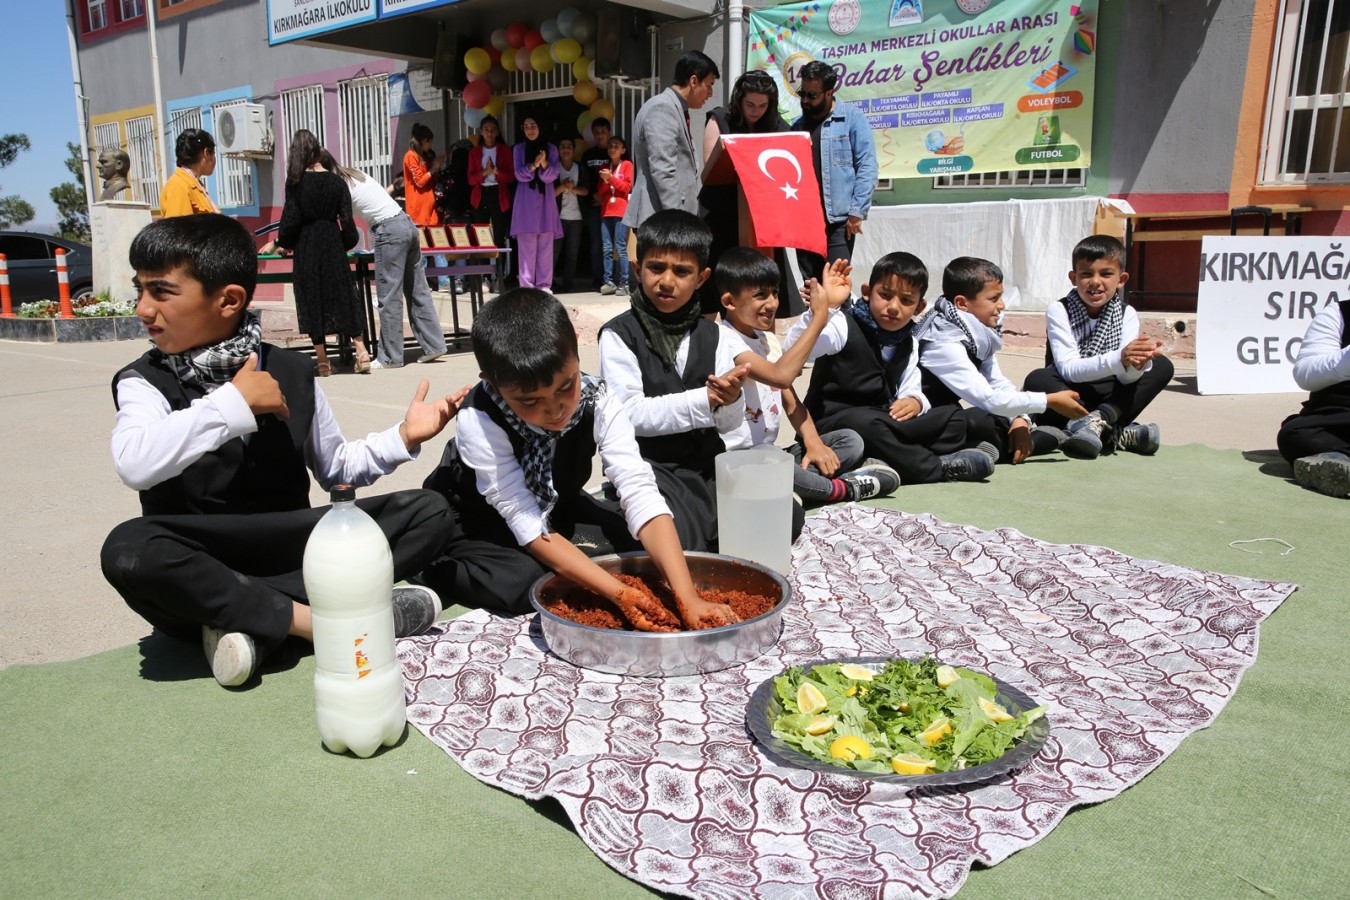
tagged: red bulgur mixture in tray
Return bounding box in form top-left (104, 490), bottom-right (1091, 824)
top-left (542, 574), bottom-right (777, 631)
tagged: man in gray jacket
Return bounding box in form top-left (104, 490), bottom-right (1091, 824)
top-left (624, 51), bottom-right (720, 234)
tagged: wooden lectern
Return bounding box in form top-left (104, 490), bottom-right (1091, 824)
top-left (703, 137), bottom-right (770, 255)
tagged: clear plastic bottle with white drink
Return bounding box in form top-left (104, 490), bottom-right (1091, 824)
top-left (303, 485), bottom-right (406, 757)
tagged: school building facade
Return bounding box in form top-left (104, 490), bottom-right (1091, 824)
top-left (69, 0), bottom-right (1350, 308)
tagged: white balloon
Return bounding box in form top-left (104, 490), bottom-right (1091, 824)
top-left (489, 29), bottom-right (509, 52)
top-left (540, 19), bottom-right (562, 43)
top-left (587, 59), bottom-right (597, 82)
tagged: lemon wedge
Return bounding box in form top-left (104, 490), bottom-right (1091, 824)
top-left (837, 663), bottom-right (875, 681)
top-left (890, 754), bottom-right (937, 775)
top-left (918, 716), bottom-right (953, 746)
top-left (935, 665), bottom-right (960, 689)
top-left (804, 715), bottom-right (836, 735)
top-left (797, 682), bottom-right (828, 715)
top-left (978, 697), bottom-right (1014, 723)
top-left (829, 735), bottom-right (873, 761)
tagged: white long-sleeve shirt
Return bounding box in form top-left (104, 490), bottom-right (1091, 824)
top-left (111, 372), bottom-right (413, 493)
top-left (598, 325), bottom-right (752, 450)
top-left (454, 388), bottom-right (672, 546)
top-left (783, 306), bottom-right (930, 412)
top-left (1293, 301), bottom-right (1350, 392)
top-left (917, 307), bottom-right (1044, 422)
top-left (1045, 300), bottom-right (1150, 384)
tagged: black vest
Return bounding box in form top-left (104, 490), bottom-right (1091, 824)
top-left (423, 383), bottom-right (597, 521)
top-left (1303, 298), bottom-right (1350, 412)
top-left (805, 315), bottom-right (915, 424)
top-left (112, 343), bottom-right (315, 516)
top-left (919, 335), bottom-right (982, 410)
top-left (601, 311), bottom-right (726, 474)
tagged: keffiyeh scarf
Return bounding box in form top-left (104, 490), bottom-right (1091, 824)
top-left (919, 297), bottom-right (1003, 360)
top-left (846, 296), bottom-right (914, 348)
top-left (1062, 289), bottom-right (1124, 357)
top-left (484, 375), bottom-right (603, 530)
top-left (157, 310), bottom-right (263, 389)
top-left (630, 289), bottom-right (702, 368)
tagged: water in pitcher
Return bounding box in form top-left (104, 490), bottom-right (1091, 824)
top-left (716, 446), bottom-right (793, 576)
top-left (303, 486), bottom-right (406, 758)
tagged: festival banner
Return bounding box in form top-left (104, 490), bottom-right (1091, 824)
top-left (747, 0), bottom-right (1099, 180)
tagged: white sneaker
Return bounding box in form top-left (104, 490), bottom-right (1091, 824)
top-left (201, 626), bottom-right (257, 687)
top-left (419, 352), bottom-right (446, 364)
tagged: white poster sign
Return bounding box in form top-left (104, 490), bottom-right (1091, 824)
top-left (1196, 235), bottom-right (1346, 395)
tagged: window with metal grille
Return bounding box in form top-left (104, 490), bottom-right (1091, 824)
top-left (210, 100), bottom-right (255, 209)
top-left (120, 0), bottom-right (144, 19)
top-left (92, 121), bottom-right (120, 152)
top-left (280, 85), bottom-right (326, 174)
top-left (125, 115), bottom-right (160, 207)
top-left (1262, 1), bottom-right (1350, 183)
top-left (933, 168), bottom-right (1085, 189)
top-left (338, 74), bottom-right (391, 188)
top-left (87, 0), bottom-right (107, 31)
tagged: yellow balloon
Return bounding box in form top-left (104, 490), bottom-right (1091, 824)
top-left (577, 111), bottom-right (593, 137)
top-left (464, 47), bottom-right (492, 75)
top-left (500, 49), bottom-right (518, 72)
top-left (572, 56), bottom-right (592, 82)
top-left (589, 98), bottom-right (614, 122)
top-left (573, 80), bottom-right (598, 106)
top-left (554, 38), bottom-right (582, 64)
top-left (484, 95), bottom-right (505, 118)
top-left (530, 44), bottom-right (556, 73)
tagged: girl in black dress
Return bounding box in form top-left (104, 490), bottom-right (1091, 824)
top-left (262, 129), bottom-right (369, 375)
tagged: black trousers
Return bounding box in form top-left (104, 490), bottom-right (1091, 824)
top-left (474, 189), bottom-right (513, 281)
top-left (1021, 355), bottom-right (1175, 429)
top-left (962, 409), bottom-right (1065, 464)
top-left (818, 404), bottom-right (972, 484)
top-left (101, 490), bottom-right (452, 655)
top-left (583, 205), bottom-right (604, 289)
top-left (1277, 405), bottom-right (1350, 464)
top-left (796, 219), bottom-right (855, 283)
top-left (554, 218), bottom-right (583, 291)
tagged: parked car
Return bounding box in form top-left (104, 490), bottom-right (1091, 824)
top-left (0, 231), bottom-right (95, 305)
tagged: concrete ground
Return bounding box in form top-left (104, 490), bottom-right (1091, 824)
top-left (0, 291), bottom-right (1304, 669)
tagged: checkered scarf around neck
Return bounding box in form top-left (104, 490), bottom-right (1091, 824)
top-left (156, 310), bottom-right (263, 389)
top-left (1063, 289), bottom-right (1125, 357)
top-left (846, 296), bottom-right (913, 348)
top-left (484, 375), bottom-right (603, 530)
top-left (630, 288), bottom-right (702, 368)
top-left (921, 297), bottom-right (981, 356)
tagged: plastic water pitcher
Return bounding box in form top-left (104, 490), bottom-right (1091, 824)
top-left (302, 485), bottom-right (406, 758)
top-left (716, 445), bottom-right (793, 576)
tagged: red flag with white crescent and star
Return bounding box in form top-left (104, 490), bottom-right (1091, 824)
top-left (720, 132), bottom-right (827, 257)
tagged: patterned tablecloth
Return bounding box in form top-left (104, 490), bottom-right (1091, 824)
top-left (399, 506), bottom-right (1296, 899)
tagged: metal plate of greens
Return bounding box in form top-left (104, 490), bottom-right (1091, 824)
top-left (747, 656), bottom-right (1050, 786)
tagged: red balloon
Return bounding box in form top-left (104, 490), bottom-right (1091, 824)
top-left (486, 46), bottom-right (501, 66)
top-left (462, 79), bottom-right (492, 110)
top-left (505, 22), bottom-right (528, 49)
top-left (523, 29), bottom-right (545, 50)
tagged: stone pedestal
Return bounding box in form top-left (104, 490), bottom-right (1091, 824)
top-left (91, 201), bottom-right (152, 302)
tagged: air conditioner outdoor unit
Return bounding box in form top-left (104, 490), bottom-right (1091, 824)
top-left (216, 104), bottom-right (272, 155)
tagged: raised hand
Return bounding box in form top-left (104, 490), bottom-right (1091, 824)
top-left (231, 353), bottom-right (289, 420)
top-left (400, 382), bottom-right (470, 452)
top-left (821, 258), bottom-right (854, 308)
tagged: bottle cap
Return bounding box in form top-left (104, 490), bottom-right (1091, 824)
top-left (330, 484), bottom-right (356, 502)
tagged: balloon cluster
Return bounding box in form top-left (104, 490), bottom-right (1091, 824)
top-left (460, 8), bottom-right (613, 138)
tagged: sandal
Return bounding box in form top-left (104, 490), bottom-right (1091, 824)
top-left (354, 352), bottom-right (371, 375)
top-left (316, 360), bottom-right (333, 377)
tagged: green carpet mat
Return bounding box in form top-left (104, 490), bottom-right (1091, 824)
top-left (3, 444), bottom-right (1345, 898)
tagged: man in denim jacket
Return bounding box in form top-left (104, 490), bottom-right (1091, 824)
top-left (792, 60), bottom-right (878, 282)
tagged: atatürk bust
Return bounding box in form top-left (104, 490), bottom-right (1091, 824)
top-left (97, 149), bottom-right (132, 201)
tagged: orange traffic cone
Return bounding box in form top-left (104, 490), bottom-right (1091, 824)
top-left (56, 248), bottom-right (75, 319)
top-left (0, 253), bottom-right (12, 317)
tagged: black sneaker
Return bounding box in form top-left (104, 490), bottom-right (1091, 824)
top-left (940, 446), bottom-right (996, 481)
top-left (840, 458), bottom-right (901, 500)
top-left (1032, 425), bottom-right (1070, 448)
top-left (1293, 451), bottom-right (1350, 498)
top-left (1114, 422), bottom-right (1161, 455)
top-left (392, 584), bottom-right (441, 637)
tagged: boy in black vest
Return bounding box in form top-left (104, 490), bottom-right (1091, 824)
top-left (1022, 235), bottom-right (1173, 459)
top-left (1277, 298), bottom-right (1350, 497)
top-left (598, 209), bottom-right (765, 551)
top-left (418, 289), bottom-right (738, 630)
top-left (784, 251), bottom-right (1000, 484)
top-left (918, 256), bottom-right (1088, 465)
top-left (101, 214), bottom-right (457, 687)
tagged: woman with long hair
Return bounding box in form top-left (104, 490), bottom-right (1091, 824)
top-left (324, 149), bottom-right (446, 369)
top-left (159, 128), bottom-right (219, 217)
top-left (260, 129), bottom-right (370, 375)
top-left (509, 116), bottom-right (562, 290)
top-left (698, 71), bottom-right (800, 316)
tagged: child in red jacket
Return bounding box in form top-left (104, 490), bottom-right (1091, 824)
top-left (596, 136), bottom-right (634, 296)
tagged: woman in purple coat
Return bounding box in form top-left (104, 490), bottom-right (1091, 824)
top-left (510, 117), bottom-right (563, 290)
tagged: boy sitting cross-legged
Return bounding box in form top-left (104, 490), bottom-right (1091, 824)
top-left (918, 256), bottom-right (1089, 465)
top-left (418, 289), bottom-right (737, 630)
top-left (598, 209), bottom-right (775, 551)
top-left (1022, 235), bottom-right (1173, 459)
top-left (716, 247), bottom-right (900, 504)
top-left (101, 214), bottom-right (456, 687)
top-left (784, 250), bottom-right (999, 485)
top-left (1277, 297), bottom-right (1350, 497)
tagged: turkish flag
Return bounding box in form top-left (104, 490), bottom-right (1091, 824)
top-left (716, 132), bottom-right (827, 258)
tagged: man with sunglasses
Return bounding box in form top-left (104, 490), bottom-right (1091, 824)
top-left (793, 60), bottom-right (877, 283)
